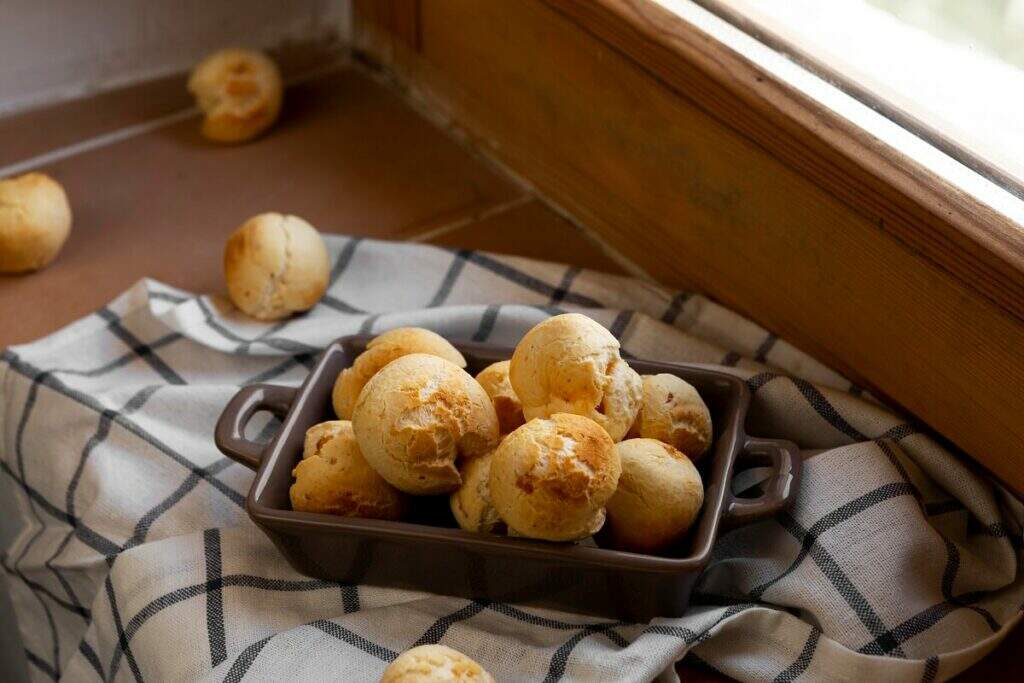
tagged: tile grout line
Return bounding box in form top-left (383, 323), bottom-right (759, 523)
top-left (0, 58), bottom-right (352, 180)
top-left (352, 57), bottom-right (655, 282)
top-left (407, 195), bottom-right (533, 243)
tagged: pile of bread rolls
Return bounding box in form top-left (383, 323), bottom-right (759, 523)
top-left (290, 313), bottom-right (711, 555)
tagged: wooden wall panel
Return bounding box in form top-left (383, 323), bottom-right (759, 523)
top-left (355, 0), bottom-right (1024, 492)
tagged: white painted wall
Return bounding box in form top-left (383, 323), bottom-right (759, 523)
top-left (0, 0), bottom-right (351, 115)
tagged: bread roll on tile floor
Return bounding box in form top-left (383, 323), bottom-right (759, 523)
top-left (188, 48), bottom-right (283, 143)
top-left (0, 173), bottom-right (71, 273)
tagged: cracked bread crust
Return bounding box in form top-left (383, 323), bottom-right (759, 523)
top-left (333, 327), bottom-right (467, 419)
top-left (289, 420), bottom-right (406, 519)
top-left (0, 173), bottom-right (72, 273)
top-left (187, 48), bottom-right (283, 143)
top-left (509, 313), bottom-right (641, 441)
top-left (489, 413), bottom-right (619, 541)
top-left (450, 450), bottom-right (505, 534)
top-left (380, 644), bottom-right (495, 683)
top-left (223, 212), bottom-right (329, 320)
top-left (352, 354), bottom-right (499, 495)
top-left (605, 438), bottom-right (704, 553)
top-left (474, 360), bottom-right (524, 434)
top-left (627, 374), bottom-right (712, 458)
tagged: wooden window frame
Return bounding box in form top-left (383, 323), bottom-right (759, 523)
top-left (353, 0), bottom-right (1024, 494)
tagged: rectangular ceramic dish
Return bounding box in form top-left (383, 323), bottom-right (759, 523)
top-left (215, 335), bottom-right (799, 621)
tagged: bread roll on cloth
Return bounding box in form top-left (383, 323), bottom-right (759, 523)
top-left (0, 173), bottom-right (72, 273)
top-left (474, 360), bottom-right (524, 434)
top-left (489, 413), bottom-right (620, 541)
top-left (380, 644), bottom-right (495, 683)
top-left (605, 438), bottom-right (704, 553)
top-left (223, 212), bottom-right (329, 321)
top-left (628, 373), bottom-right (713, 459)
top-left (333, 327), bottom-right (466, 419)
top-left (353, 354), bottom-right (499, 495)
top-left (450, 450), bottom-right (504, 534)
top-left (289, 421), bottom-right (406, 519)
top-left (510, 313), bottom-right (641, 441)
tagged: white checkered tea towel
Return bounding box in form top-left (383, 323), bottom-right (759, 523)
top-left (1, 235), bottom-right (1021, 682)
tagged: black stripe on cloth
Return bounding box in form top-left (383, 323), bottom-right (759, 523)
top-left (661, 291), bottom-right (691, 325)
top-left (413, 600), bottom-right (489, 646)
top-left (358, 314), bottom-right (381, 335)
top-left (123, 472), bottom-right (202, 550)
top-left (429, 250), bottom-right (471, 307)
top-left (2, 351), bottom-right (246, 509)
top-left (641, 603), bottom-right (754, 646)
top-left (329, 237), bottom-right (363, 284)
top-left (748, 479), bottom-right (915, 602)
top-left (858, 602), bottom-right (957, 655)
top-left (773, 627), bottom-right (821, 683)
top-left (148, 291), bottom-right (189, 304)
top-left (753, 333), bottom-right (778, 363)
top-left (609, 310), bottom-right (635, 341)
top-left (463, 251), bottom-right (603, 307)
top-left (194, 297), bottom-right (319, 355)
top-left (790, 377), bottom-right (867, 442)
top-left (721, 351), bottom-right (742, 367)
top-left (922, 655), bottom-right (939, 683)
top-left (544, 622), bottom-right (624, 683)
top-left (205, 529), bottom-right (227, 668)
top-left (550, 266), bottom-right (581, 305)
top-left (0, 460), bottom-right (120, 557)
top-left (96, 308), bottom-right (185, 384)
top-left (0, 561), bottom-right (89, 619)
top-left (224, 635), bottom-right (272, 683)
top-left (243, 353), bottom-right (315, 386)
top-left (311, 619), bottom-right (398, 662)
top-left (940, 539), bottom-right (1000, 631)
top-left (849, 383), bottom-right (865, 397)
top-left (25, 648), bottom-right (58, 681)
top-left (776, 510), bottom-right (906, 657)
top-left (875, 440), bottom-right (922, 504)
top-left (341, 584), bottom-right (360, 613)
top-left (79, 639), bottom-right (105, 679)
top-left (471, 305), bottom-right (501, 342)
top-left (106, 572), bottom-right (145, 683)
top-left (105, 573), bottom-right (344, 677)
top-left (319, 295), bottom-right (367, 314)
top-left (52, 332), bottom-right (181, 378)
top-left (487, 603), bottom-right (620, 631)
top-left (17, 567), bottom-right (62, 679)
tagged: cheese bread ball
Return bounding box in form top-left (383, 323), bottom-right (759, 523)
top-left (490, 413), bottom-right (620, 541)
top-left (450, 451), bottom-right (504, 534)
top-left (223, 212), bottom-right (329, 320)
top-left (188, 48), bottom-right (283, 143)
top-left (628, 374), bottom-right (713, 459)
top-left (380, 644), bottom-right (495, 683)
top-left (333, 328), bottom-right (467, 419)
top-left (605, 438), bottom-right (704, 553)
top-left (352, 354), bottom-right (499, 495)
top-left (510, 313), bottom-right (641, 441)
top-left (0, 173), bottom-right (72, 273)
top-left (290, 421), bottom-right (406, 519)
top-left (475, 361), bottom-right (524, 434)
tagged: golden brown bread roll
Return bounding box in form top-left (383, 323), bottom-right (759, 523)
top-left (627, 374), bottom-right (712, 458)
top-left (0, 173), bottom-right (72, 273)
top-left (604, 438), bottom-right (704, 553)
top-left (380, 644), bottom-right (495, 683)
top-left (223, 212), bottom-right (329, 320)
top-left (509, 313), bottom-right (641, 441)
top-left (289, 421), bottom-right (406, 519)
top-left (352, 354), bottom-right (499, 495)
top-left (489, 413), bottom-right (620, 541)
top-left (474, 360), bottom-right (524, 434)
top-left (188, 48), bottom-right (283, 143)
top-left (333, 328), bottom-right (467, 419)
top-left (450, 451), bottom-right (504, 534)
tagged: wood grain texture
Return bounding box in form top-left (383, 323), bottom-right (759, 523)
top-left (354, 0), bottom-right (1024, 493)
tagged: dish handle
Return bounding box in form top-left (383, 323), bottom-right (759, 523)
top-left (214, 383), bottom-right (298, 470)
top-left (720, 437), bottom-right (801, 530)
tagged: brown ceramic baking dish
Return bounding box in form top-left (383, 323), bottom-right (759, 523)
top-left (215, 335), bottom-right (800, 621)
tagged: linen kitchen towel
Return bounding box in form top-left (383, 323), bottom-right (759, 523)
top-left (1, 235), bottom-right (1021, 682)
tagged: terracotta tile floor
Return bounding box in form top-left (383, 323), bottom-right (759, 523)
top-left (0, 65), bottom-right (1018, 682)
